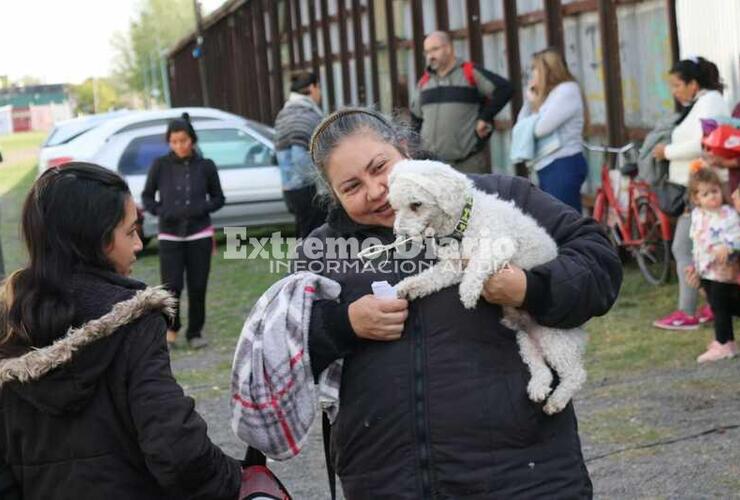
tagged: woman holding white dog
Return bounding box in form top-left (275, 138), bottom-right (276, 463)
top-left (299, 108), bottom-right (622, 498)
top-left (517, 48), bottom-right (589, 213)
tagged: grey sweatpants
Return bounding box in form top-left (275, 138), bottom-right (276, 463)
top-left (672, 213), bottom-right (698, 314)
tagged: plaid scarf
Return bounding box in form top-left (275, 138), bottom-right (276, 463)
top-left (230, 272), bottom-right (343, 460)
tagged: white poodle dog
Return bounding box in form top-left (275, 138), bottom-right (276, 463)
top-left (387, 159), bottom-right (587, 415)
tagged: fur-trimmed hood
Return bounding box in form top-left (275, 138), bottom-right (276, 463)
top-left (0, 269), bottom-right (175, 415)
top-left (0, 287), bottom-right (175, 386)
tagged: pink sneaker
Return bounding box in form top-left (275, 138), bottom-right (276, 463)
top-left (697, 304), bottom-right (714, 325)
top-left (697, 341), bottom-right (737, 363)
top-left (653, 310), bottom-right (700, 330)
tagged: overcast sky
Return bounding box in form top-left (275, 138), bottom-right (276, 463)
top-left (0, 0), bottom-right (226, 85)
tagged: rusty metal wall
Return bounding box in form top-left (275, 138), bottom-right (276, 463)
top-left (168, 0), bottom-right (678, 187)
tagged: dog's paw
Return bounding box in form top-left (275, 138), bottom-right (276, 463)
top-left (527, 378), bottom-right (552, 403)
top-left (459, 286), bottom-right (480, 309)
top-left (543, 396), bottom-right (568, 415)
top-left (395, 279), bottom-right (425, 301)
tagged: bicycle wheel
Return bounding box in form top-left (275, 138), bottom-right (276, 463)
top-left (634, 198), bottom-right (671, 285)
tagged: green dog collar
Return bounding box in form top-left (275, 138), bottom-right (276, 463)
top-left (449, 195), bottom-right (473, 241)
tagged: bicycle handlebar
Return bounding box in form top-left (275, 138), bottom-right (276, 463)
top-left (582, 142), bottom-right (636, 155)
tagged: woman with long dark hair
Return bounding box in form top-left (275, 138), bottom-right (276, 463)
top-left (652, 57), bottom-right (729, 330)
top-left (142, 113), bottom-right (225, 349)
top-left (0, 163), bottom-right (240, 499)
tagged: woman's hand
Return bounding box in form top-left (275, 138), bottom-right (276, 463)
top-left (652, 143), bottom-right (667, 160)
top-left (348, 295), bottom-right (408, 341)
top-left (685, 264), bottom-right (700, 289)
top-left (481, 265), bottom-right (527, 307)
top-left (712, 245), bottom-right (731, 265)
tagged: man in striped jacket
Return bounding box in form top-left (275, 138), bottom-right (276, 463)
top-left (410, 31), bottom-right (513, 174)
top-left (274, 71), bottom-right (327, 238)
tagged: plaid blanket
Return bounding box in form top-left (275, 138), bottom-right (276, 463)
top-left (230, 272), bottom-right (343, 460)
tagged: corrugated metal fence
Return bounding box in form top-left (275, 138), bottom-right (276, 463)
top-left (168, 0), bottom-right (680, 183)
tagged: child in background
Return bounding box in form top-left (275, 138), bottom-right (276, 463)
top-left (688, 168), bottom-right (740, 362)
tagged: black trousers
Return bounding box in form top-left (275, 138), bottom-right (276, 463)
top-left (701, 279), bottom-right (740, 343)
top-left (284, 185), bottom-right (328, 239)
top-left (159, 237), bottom-right (212, 338)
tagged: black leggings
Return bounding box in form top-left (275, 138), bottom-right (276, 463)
top-left (159, 237), bottom-right (212, 338)
top-left (701, 279), bottom-right (740, 344)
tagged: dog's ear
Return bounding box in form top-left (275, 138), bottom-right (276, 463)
top-left (393, 160), bottom-right (471, 218)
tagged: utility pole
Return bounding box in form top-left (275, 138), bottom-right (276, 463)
top-left (192, 0), bottom-right (210, 106)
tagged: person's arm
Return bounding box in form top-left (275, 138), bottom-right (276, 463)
top-left (664, 96), bottom-right (725, 161)
top-left (473, 65), bottom-right (514, 123)
top-left (125, 314), bottom-right (241, 499)
top-left (723, 209), bottom-right (740, 252)
top-left (516, 99), bottom-right (534, 123)
top-left (203, 160), bottom-right (225, 213)
top-left (141, 159), bottom-right (162, 215)
top-left (533, 82), bottom-right (581, 138)
top-left (410, 88), bottom-right (423, 133)
top-left (308, 300), bottom-right (357, 381)
top-left (481, 175), bottom-right (622, 328)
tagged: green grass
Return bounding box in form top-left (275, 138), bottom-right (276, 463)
top-left (580, 404), bottom-right (669, 446)
top-left (0, 131), bottom-right (46, 153)
top-left (584, 263), bottom-right (724, 382)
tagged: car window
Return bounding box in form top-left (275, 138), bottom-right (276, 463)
top-left (198, 128), bottom-right (276, 169)
top-left (118, 135), bottom-right (169, 175)
top-left (245, 119), bottom-right (275, 142)
top-left (43, 123), bottom-right (96, 146)
top-left (114, 116), bottom-right (217, 135)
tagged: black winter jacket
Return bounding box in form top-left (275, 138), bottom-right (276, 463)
top-left (0, 269), bottom-right (241, 500)
top-left (303, 174), bottom-right (622, 499)
top-left (142, 152), bottom-right (225, 237)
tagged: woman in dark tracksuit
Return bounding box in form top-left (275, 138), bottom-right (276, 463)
top-left (142, 113), bottom-right (225, 349)
top-left (300, 108), bottom-right (622, 498)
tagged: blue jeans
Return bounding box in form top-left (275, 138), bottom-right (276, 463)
top-left (537, 152), bottom-right (589, 213)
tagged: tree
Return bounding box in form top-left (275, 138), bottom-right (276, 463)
top-left (112, 0), bottom-right (196, 104)
top-left (70, 78), bottom-right (125, 114)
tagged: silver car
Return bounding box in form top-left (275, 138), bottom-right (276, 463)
top-left (91, 119), bottom-right (293, 242)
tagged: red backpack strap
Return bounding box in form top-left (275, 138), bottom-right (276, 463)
top-left (462, 62), bottom-right (476, 87)
top-left (418, 70), bottom-right (431, 89)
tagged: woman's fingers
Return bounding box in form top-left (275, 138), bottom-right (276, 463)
top-left (378, 298), bottom-right (409, 312)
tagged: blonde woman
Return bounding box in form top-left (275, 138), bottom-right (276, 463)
top-left (517, 48), bottom-right (588, 212)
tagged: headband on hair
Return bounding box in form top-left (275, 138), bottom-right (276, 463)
top-left (309, 108), bottom-right (393, 163)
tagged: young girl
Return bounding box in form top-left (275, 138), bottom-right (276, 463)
top-left (142, 113), bottom-right (225, 349)
top-left (0, 164), bottom-right (240, 498)
top-left (688, 168), bottom-right (740, 362)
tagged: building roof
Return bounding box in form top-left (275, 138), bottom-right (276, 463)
top-left (0, 84), bottom-right (69, 107)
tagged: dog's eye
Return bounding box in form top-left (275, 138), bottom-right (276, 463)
top-left (409, 202), bottom-right (422, 212)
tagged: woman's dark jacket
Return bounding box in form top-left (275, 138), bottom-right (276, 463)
top-left (0, 269), bottom-right (241, 500)
top-left (302, 173), bottom-right (622, 499)
top-left (142, 151), bottom-right (225, 236)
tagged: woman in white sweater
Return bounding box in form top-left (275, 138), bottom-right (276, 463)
top-left (517, 48), bottom-right (588, 212)
top-left (652, 57), bottom-right (729, 331)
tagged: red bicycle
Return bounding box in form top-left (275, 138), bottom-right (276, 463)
top-left (586, 143), bottom-right (672, 285)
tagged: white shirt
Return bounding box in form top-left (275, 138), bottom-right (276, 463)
top-left (665, 89), bottom-right (729, 186)
top-left (517, 81), bottom-right (585, 170)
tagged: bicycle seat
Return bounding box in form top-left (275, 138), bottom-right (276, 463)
top-left (619, 162), bottom-right (638, 177)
